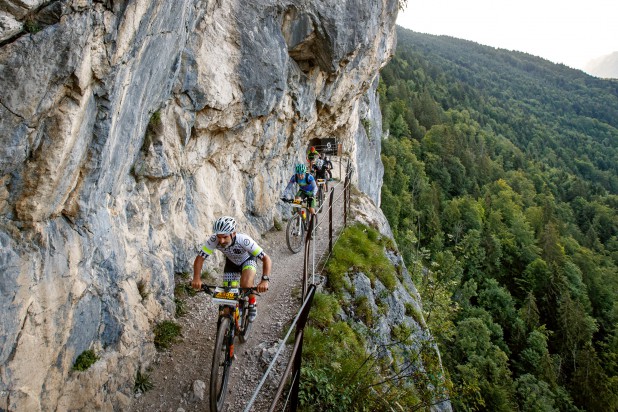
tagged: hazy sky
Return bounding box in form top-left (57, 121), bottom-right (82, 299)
top-left (397, 0), bottom-right (618, 71)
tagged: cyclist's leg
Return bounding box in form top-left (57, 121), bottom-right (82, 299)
top-left (299, 191), bottom-right (315, 215)
top-left (223, 259), bottom-right (242, 288)
top-left (240, 259), bottom-right (258, 321)
top-left (307, 194), bottom-right (316, 216)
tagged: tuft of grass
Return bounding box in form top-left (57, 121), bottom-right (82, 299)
top-left (73, 349), bottom-right (98, 371)
top-left (308, 293), bottom-right (341, 328)
top-left (134, 370), bottom-right (154, 393)
top-left (361, 118), bottom-right (372, 139)
top-left (355, 296), bottom-right (374, 327)
top-left (273, 218), bottom-right (282, 231)
top-left (137, 279), bottom-right (150, 300)
top-left (405, 302), bottom-right (424, 326)
top-left (175, 298), bottom-right (187, 318)
top-left (177, 272), bottom-right (191, 280)
top-left (142, 111), bottom-right (162, 153)
top-left (391, 323), bottom-right (412, 344)
top-left (150, 111), bottom-right (161, 126)
top-left (325, 224), bottom-right (398, 294)
top-left (174, 282), bottom-right (196, 298)
top-left (153, 320), bottom-right (182, 350)
top-left (23, 19), bottom-right (41, 34)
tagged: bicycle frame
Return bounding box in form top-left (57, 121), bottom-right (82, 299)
top-left (290, 198), bottom-right (309, 228)
top-left (198, 284), bottom-right (257, 412)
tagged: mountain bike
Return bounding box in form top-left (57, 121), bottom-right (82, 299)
top-left (282, 197), bottom-right (317, 253)
top-left (316, 178), bottom-right (327, 212)
top-left (198, 284), bottom-right (258, 412)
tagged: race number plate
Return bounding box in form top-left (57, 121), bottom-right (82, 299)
top-left (212, 287), bottom-right (240, 305)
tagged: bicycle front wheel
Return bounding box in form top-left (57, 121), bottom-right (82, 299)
top-left (286, 214), bottom-right (305, 253)
top-left (210, 317), bottom-right (232, 412)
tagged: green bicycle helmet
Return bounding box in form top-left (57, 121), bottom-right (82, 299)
top-left (295, 163), bottom-right (307, 174)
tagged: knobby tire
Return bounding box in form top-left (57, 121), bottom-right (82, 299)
top-left (210, 316), bottom-right (232, 412)
top-left (286, 214), bottom-right (305, 253)
top-left (317, 187), bottom-right (324, 212)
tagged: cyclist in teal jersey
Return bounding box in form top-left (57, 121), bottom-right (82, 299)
top-left (283, 163), bottom-right (318, 215)
top-left (192, 216), bottom-right (271, 321)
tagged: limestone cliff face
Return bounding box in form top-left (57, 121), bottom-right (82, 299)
top-left (0, 0), bottom-right (397, 409)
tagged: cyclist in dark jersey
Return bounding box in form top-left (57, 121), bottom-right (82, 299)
top-left (322, 155), bottom-right (333, 180)
top-left (283, 163), bottom-right (318, 215)
top-left (192, 216), bottom-right (271, 321)
top-left (311, 158), bottom-right (329, 191)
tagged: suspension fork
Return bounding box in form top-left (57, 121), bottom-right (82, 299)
top-left (218, 305), bottom-right (236, 360)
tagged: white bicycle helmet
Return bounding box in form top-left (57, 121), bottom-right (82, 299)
top-left (213, 216), bottom-right (236, 234)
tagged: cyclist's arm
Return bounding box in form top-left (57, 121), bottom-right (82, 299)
top-left (254, 251), bottom-right (271, 293)
top-left (282, 175), bottom-right (296, 197)
top-left (192, 254), bottom-right (205, 289)
top-left (308, 176), bottom-right (318, 195)
top-left (260, 253), bottom-right (272, 278)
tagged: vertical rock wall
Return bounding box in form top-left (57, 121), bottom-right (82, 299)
top-left (0, 0), bottom-right (397, 409)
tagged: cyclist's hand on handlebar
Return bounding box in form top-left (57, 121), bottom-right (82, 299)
top-left (191, 278), bottom-right (202, 290)
top-left (256, 279), bottom-right (269, 293)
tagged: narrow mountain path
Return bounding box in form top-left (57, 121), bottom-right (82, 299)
top-left (131, 175), bottom-right (346, 412)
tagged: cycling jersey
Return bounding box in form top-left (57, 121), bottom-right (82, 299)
top-left (199, 233), bottom-right (265, 266)
top-left (288, 173), bottom-right (317, 195)
top-left (307, 150), bottom-right (319, 161)
top-left (312, 164), bottom-right (328, 180)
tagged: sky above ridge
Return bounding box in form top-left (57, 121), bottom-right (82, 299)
top-left (397, 0), bottom-right (618, 72)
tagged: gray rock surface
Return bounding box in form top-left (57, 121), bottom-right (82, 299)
top-left (0, 0), bottom-right (398, 409)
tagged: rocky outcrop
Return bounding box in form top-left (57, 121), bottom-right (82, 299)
top-left (0, 0), bottom-right (397, 409)
top-left (348, 194), bottom-right (452, 411)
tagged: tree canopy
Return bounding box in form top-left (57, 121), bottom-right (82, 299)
top-left (379, 26), bottom-right (618, 411)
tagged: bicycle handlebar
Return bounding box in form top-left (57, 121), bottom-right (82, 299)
top-left (194, 284), bottom-right (259, 297)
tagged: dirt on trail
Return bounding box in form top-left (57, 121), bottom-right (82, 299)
top-left (130, 181), bottom-right (346, 412)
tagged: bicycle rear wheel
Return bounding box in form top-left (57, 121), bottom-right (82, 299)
top-left (316, 186), bottom-right (324, 212)
top-left (286, 214), bottom-right (305, 253)
top-left (210, 317), bottom-right (232, 412)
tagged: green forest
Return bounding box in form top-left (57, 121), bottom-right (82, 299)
top-left (378, 27), bottom-right (618, 411)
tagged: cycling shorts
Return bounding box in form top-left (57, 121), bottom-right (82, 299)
top-left (296, 190), bottom-right (316, 208)
top-left (223, 257), bottom-right (258, 286)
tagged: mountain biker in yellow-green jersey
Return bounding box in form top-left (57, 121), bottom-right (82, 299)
top-left (306, 146), bottom-right (319, 169)
top-left (191, 216), bottom-right (271, 322)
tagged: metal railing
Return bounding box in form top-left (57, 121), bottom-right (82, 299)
top-left (242, 162), bottom-right (354, 412)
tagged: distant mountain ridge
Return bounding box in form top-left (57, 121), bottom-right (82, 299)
top-left (585, 51), bottom-right (618, 79)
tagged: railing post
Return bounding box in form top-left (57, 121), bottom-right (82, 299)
top-left (302, 214), bottom-right (315, 300)
top-left (328, 188), bottom-right (334, 253)
top-left (343, 169), bottom-right (348, 227)
top-left (289, 285), bottom-right (316, 411)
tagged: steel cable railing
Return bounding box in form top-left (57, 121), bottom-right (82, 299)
top-left (242, 161), bottom-right (354, 412)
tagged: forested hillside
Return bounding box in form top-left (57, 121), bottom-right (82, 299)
top-left (379, 27), bottom-right (618, 411)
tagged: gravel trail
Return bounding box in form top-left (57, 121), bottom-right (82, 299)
top-left (131, 176), bottom-right (347, 412)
